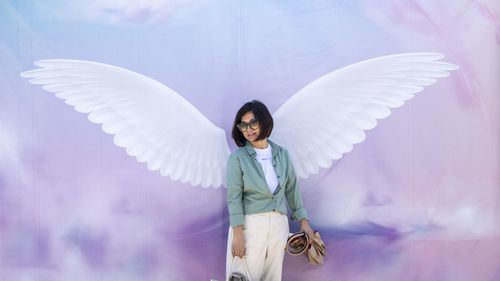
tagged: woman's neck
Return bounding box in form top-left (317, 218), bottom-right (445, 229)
top-left (250, 138), bottom-right (268, 149)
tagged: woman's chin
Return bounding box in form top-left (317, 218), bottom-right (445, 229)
top-left (245, 135), bottom-right (258, 142)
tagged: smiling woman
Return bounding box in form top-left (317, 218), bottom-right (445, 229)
top-left (238, 112), bottom-right (260, 143)
top-left (231, 101), bottom-right (273, 148)
top-left (226, 100), bottom-right (314, 281)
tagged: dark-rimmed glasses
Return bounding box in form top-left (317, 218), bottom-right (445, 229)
top-left (237, 119), bottom-right (259, 132)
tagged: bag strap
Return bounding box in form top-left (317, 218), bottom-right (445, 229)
top-left (241, 257), bottom-right (251, 281)
top-left (229, 256), bottom-right (252, 281)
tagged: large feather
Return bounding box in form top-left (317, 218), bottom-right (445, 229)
top-left (21, 60), bottom-right (230, 188)
top-left (271, 52), bottom-right (458, 178)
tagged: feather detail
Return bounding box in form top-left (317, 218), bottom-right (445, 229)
top-left (21, 59), bottom-right (231, 188)
top-left (272, 52), bottom-right (458, 179)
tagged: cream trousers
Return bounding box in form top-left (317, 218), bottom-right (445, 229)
top-left (226, 211), bottom-right (289, 281)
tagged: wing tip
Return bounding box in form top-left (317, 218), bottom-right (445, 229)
top-left (20, 59), bottom-right (58, 78)
top-left (19, 71), bottom-right (31, 78)
top-left (444, 62), bottom-right (460, 71)
top-left (33, 59), bottom-right (54, 68)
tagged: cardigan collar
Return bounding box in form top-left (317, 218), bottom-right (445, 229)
top-left (244, 139), bottom-right (280, 157)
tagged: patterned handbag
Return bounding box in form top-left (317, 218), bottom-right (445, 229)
top-left (286, 232), bottom-right (310, 256)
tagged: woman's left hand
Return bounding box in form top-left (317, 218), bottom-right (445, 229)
top-left (300, 219), bottom-right (314, 246)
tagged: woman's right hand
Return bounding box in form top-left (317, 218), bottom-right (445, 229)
top-left (231, 225), bottom-right (246, 258)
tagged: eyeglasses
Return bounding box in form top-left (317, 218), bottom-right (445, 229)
top-left (237, 119), bottom-right (259, 132)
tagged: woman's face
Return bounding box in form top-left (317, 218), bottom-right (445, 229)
top-left (240, 111), bottom-right (260, 143)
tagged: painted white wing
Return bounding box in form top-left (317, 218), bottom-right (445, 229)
top-left (21, 60), bottom-right (230, 188)
top-left (271, 52), bottom-right (458, 178)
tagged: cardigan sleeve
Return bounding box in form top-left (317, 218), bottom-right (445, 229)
top-left (226, 153), bottom-right (245, 227)
top-left (283, 149), bottom-right (308, 222)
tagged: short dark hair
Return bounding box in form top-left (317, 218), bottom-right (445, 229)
top-left (231, 100), bottom-right (274, 147)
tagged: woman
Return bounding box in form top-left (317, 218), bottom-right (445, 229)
top-left (226, 100), bottom-right (314, 281)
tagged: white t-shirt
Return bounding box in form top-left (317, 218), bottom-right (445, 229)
top-left (254, 145), bottom-right (279, 194)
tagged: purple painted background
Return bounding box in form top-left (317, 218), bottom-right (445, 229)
top-left (1, 0), bottom-right (499, 280)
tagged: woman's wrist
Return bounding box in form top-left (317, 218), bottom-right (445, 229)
top-left (233, 225), bottom-right (244, 236)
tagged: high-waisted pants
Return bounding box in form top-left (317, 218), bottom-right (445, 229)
top-left (226, 211), bottom-right (289, 281)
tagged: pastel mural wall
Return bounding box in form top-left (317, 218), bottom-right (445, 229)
top-left (1, 0), bottom-right (499, 280)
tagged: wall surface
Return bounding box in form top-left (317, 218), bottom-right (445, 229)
top-left (1, 0), bottom-right (499, 280)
